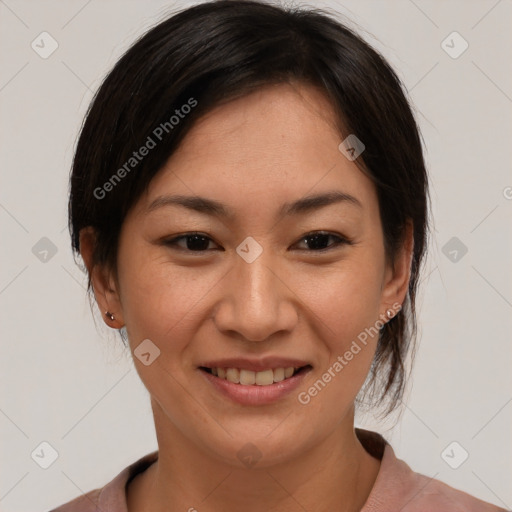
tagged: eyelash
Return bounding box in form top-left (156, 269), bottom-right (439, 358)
top-left (162, 231), bottom-right (353, 254)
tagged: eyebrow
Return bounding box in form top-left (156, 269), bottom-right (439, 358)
top-left (146, 190), bottom-right (362, 219)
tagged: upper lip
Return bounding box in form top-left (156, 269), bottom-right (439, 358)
top-left (198, 357), bottom-right (312, 372)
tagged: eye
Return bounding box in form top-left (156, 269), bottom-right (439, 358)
top-left (163, 231), bottom-right (352, 254)
top-left (293, 231), bottom-right (353, 252)
top-left (163, 232), bottom-right (221, 252)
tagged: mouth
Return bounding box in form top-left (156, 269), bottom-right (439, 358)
top-left (199, 365), bottom-right (312, 386)
top-left (197, 357), bottom-right (313, 405)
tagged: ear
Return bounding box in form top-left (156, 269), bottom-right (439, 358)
top-left (380, 219), bottom-right (414, 317)
top-left (79, 227), bottom-right (125, 328)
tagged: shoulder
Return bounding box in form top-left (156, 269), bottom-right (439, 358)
top-left (48, 451), bottom-right (158, 512)
top-left (356, 429), bottom-right (507, 512)
top-left (48, 488), bottom-right (102, 512)
top-left (395, 468), bottom-right (508, 512)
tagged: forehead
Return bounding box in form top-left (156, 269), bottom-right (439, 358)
top-left (135, 83), bottom-right (378, 222)
top-left (178, 82), bottom-right (342, 170)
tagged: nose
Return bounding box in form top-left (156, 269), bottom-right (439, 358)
top-left (212, 249), bottom-right (298, 343)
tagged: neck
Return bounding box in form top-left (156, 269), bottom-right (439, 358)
top-left (128, 403), bottom-right (381, 512)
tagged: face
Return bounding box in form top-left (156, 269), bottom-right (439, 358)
top-left (87, 83), bottom-right (410, 468)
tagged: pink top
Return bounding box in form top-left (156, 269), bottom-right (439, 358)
top-left (49, 429), bottom-right (507, 511)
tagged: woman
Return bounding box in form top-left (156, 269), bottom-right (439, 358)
top-left (51, 1), bottom-right (505, 510)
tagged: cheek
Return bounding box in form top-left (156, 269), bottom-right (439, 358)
top-left (314, 256), bottom-right (384, 343)
top-left (304, 255), bottom-right (384, 395)
top-left (295, 278), bottom-right (382, 424)
top-left (117, 247), bottom-right (222, 357)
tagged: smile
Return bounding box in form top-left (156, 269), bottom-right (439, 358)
top-left (201, 366), bottom-right (309, 386)
top-left (199, 365), bottom-right (313, 405)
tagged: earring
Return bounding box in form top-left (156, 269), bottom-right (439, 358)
top-left (105, 311), bottom-right (115, 321)
top-left (386, 309), bottom-right (394, 319)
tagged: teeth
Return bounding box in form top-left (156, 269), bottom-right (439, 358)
top-left (255, 369), bottom-right (274, 386)
top-left (226, 368), bottom-right (240, 383)
top-left (273, 367), bottom-right (285, 382)
top-left (210, 366), bottom-right (299, 386)
top-left (239, 369), bottom-right (256, 385)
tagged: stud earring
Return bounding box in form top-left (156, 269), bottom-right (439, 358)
top-left (386, 309), bottom-right (394, 319)
top-left (105, 311), bottom-right (115, 321)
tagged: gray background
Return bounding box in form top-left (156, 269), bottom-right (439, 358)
top-left (1, 0), bottom-right (511, 510)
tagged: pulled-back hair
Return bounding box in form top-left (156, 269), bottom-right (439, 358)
top-left (68, 0), bottom-right (430, 415)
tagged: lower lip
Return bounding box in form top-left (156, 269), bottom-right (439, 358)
top-left (199, 367), bottom-right (311, 406)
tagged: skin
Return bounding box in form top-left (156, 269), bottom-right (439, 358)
top-left (80, 82), bottom-right (413, 512)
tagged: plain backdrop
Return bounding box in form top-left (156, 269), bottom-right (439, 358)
top-left (1, 0), bottom-right (511, 510)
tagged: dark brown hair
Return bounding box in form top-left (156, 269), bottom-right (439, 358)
top-left (68, 0), bottom-right (430, 415)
